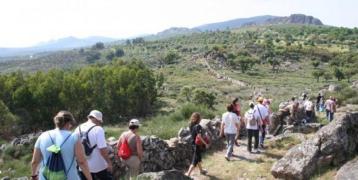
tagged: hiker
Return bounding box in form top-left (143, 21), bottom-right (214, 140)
top-left (245, 102), bottom-right (260, 153)
top-left (185, 112), bottom-right (208, 176)
top-left (220, 104), bottom-right (240, 161)
top-left (117, 119), bottom-right (143, 179)
top-left (231, 97), bottom-right (243, 145)
top-left (316, 93), bottom-right (324, 112)
top-left (255, 97), bottom-right (269, 149)
top-left (31, 111), bottom-right (92, 180)
top-left (75, 110), bottom-right (113, 180)
top-left (304, 98), bottom-right (314, 123)
top-left (325, 96), bottom-right (336, 121)
top-left (272, 101), bottom-right (299, 136)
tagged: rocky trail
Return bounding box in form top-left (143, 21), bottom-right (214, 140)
top-left (189, 137), bottom-right (276, 180)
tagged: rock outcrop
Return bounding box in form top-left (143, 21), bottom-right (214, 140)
top-left (335, 157), bottom-right (358, 180)
top-left (271, 112), bottom-right (358, 180)
top-left (137, 170), bottom-right (192, 180)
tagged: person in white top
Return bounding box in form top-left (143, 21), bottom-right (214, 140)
top-left (74, 110), bottom-right (113, 180)
top-left (254, 97), bottom-right (269, 149)
top-left (304, 98), bottom-right (314, 122)
top-left (220, 104), bottom-right (240, 161)
top-left (245, 102), bottom-right (260, 153)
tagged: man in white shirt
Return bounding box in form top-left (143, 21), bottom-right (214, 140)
top-left (220, 104), bottom-right (240, 161)
top-left (254, 97), bottom-right (269, 149)
top-left (75, 110), bottom-right (113, 180)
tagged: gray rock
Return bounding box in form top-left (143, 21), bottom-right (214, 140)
top-left (328, 84), bottom-right (341, 92)
top-left (335, 157), bottom-right (358, 180)
top-left (1, 177), bottom-right (10, 180)
top-left (271, 112), bottom-right (358, 179)
top-left (137, 170), bottom-right (192, 180)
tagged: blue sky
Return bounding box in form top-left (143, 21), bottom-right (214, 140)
top-left (0, 0), bottom-right (357, 47)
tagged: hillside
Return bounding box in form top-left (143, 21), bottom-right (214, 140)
top-left (0, 23), bottom-right (357, 179)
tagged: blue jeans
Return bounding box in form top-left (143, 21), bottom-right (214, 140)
top-left (260, 125), bottom-right (266, 146)
top-left (326, 110), bottom-right (334, 121)
top-left (225, 133), bottom-right (236, 158)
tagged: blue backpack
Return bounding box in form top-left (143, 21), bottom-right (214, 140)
top-left (43, 133), bottom-right (74, 180)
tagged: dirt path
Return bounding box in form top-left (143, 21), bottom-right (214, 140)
top-left (188, 137), bottom-right (276, 180)
top-left (193, 55), bottom-right (247, 87)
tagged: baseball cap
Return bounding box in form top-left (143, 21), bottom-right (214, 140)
top-left (129, 119), bottom-right (141, 126)
top-left (88, 110), bottom-right (103, 122)
top-left (257, 97), bottom-right (264, 102)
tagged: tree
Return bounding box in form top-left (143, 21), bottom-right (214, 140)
top-left (92, 42), bottom-right (105, 50)
top-left (115, 48), bottom-right (125, 57)
top-left (86, 51), bottom-right (101, 63)
top-left (333, 67), bottom-right (345, 81)
top-left (312, 70), bottom-right (324, 82)
top-left (179, 86), bottom-right (193, 102)
top-left (311, 61), bottom-right (320, 69)
top-left (162, 51), bottom-right (180, 65)
top-left (0, 100), bottom-right (18, 139)
top-left (192, 89), bottom-right (217, 109)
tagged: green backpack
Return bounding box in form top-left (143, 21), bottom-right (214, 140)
top-left (42, 132), bottom-right (74, 180)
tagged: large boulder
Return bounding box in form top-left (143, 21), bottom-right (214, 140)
top-left (271, 112), bottom-right (358, 180)
top-left (137, 170), bottom-right (192, 180)
top-left (335, 157), bottom-right (358, 180)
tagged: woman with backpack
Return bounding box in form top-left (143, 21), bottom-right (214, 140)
top-left (117, 119), bottom-right (143, 179)
top-left (185, 112), bottom-right (209, 177)
top-left (31, 111), bottom-right (92, 180)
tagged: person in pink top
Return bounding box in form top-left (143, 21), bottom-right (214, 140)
top-left (325, 96), bottom-right (336, 121)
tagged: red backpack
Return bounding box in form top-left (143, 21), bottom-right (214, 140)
top-left (117, 136), bottom-right (132, 160)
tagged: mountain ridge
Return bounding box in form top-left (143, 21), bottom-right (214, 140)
top-left (0, 14), bottom-right (324, 57)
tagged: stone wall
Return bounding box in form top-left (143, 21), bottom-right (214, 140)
top-left (271, 112), bottom-right (358, 180)
top-left (109, 118), bottom-right (222, 179)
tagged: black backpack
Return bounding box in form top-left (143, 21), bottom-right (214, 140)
top-left (79, 125), bottom-right (97, 156)
top-left (43, 133), bottom-right (74, 180)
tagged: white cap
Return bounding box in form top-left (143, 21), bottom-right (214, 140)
top-left (88, 110), bottom-right (103, 122)
top-left (129, 119), bottom-right (141, 126)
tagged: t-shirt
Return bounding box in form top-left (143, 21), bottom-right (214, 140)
top-left (254, 104), bottom-right (269, 122)
top-left (222, 112), bottom-right (240, 134)
top-left (74, 121), bottom-right (108, 173)
top-left (325, 99), bottom-right (333, 111)
top-left (304, 100), bottom-right (314, 111)
top-left (34, 129), bottom-right (79, 180)
top-left (245, 109), bottom-right (259, 130)
top-left (190, 124), bottom-right (203, 145)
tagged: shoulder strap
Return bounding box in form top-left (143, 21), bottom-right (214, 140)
top-left (86, 125), bottom-right (97, 140)
top-left (47, 131), bottom-right (72, 147)
top-left (257, 105), bottom-right (263, 121)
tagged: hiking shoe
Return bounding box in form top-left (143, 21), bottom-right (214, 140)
top-left (260, 144), bottom-right (265, 149)
top-left (235, 141), bottom-right (240, 147)
top-left (254, 149), bottom-right (260, 154)
top-left (200, 169), bottom-right (208, 175)
top-left (225, 156), bottom-right (230, 161)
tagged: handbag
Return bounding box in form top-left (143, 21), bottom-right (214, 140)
top-left (195, 134), bottom-right (210, 146)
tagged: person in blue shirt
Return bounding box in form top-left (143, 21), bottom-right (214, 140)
top-left (31, 111), bottom-right (92, 180)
